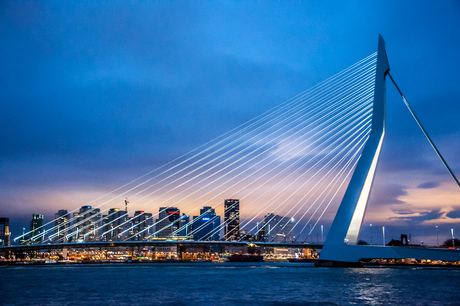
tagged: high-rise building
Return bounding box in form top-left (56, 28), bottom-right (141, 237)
top-left (224, 199), bottom-right (239, 240)
top-left (179, 214), bottom-right (190, 237)
top-left (131, 211), bottom-right (153, 241)
top-left (101, 208), bottom-right (128, 241)
top-left (30, 214), bottom-right (44, 244)
top-left (54, 210), bottom-right (69, 243)
top-left (76, 206), bottom-right (101, 242)
top-left (0, 218), bottom-right (10, 246)
top-left (257, 221), bottom-right (265, 241)
top-left (68, 212), bottom-right (79, 242)
top-left (156, 207), bottom-right (180, 238)
top-left (261, 213), bottom-right (294, 243)
top-left (192, 207), bottom-right (220, 241)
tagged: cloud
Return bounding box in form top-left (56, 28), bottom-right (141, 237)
top-left (369, 183), bottom-right (408, 206)
top-left (446, 209), bottom-right (460, 219)
top-left (391, 209), bottom-right (443, 223)
top-left (417, 182), bottom-right (440, 189)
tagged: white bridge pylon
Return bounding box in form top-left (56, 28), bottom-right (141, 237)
top-left (319, 35), bottom-right (460, 265)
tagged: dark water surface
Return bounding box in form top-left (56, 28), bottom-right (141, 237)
top-left (1, 262), bottom-right (459, 305)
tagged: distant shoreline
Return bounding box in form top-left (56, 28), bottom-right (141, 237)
top-left (2, 260), bottom-right (460, 269)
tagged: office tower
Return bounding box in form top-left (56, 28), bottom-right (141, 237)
top-left (0, 218), bottom-right (10, 246)
top-left (192, 206), bottom-right (220, 241)
top-left (54, 210), bottom-right (69, 243)
top-left (132, 211), bottom-right (153, 241)
top-left (262, 213), bottom-right (294, 243)
top-left (156, 207), bottom-right (180, 238)
top-left (30, 214), bottom-right (44, 244)
top-left (101, 208), bottom-right (128, 241)
top-left (179, 214), bottom-right (190, 237)
top-left (224, 199), bottom-right (239, 240)
top-left (77, 206), bottom-right (101, 242)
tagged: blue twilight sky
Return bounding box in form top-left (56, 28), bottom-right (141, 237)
top-left (1, 1), bottom-right (459, 244)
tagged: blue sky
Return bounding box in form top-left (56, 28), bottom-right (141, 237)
top-left (1, 1), bottom-right (459, 244)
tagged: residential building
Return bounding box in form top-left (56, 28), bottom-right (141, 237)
top-left (54, 210), bottom-right (69, 243)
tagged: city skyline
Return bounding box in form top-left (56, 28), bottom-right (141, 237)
top-left (1, 2), bottom-right (460, 245)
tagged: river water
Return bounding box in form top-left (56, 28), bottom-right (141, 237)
top-left (1, 262), bottom-right (459, 305)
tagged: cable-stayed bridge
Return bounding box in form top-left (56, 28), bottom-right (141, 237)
top-left (4, 35), bottom-right (460, 265)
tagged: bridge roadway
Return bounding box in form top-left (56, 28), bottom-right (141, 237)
top-left (0, 241), bottom-right (323, 253)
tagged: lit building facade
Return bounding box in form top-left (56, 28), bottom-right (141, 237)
top-left (54, 210), bottom-right (69, 243)
top-left (224, 199), bottom-right (239, 240)
top-left (192, 207), bottom-right (220, 241)
top-left (131, 211), bottom-right (153, 241)
top-left (179, 214), bottom-right (190, 237)
top-left (156, 207), bottom-right (180, 238)
top-left (77, 206), bottom-right (101, 242)
top-left (30, 214), bottom-right (44, 244)
top-left (0, 218), bottom-right (9, 246)
top-left (101, 208), bottom-right (128, 241)
top-left (261, 213), bottom-right (294, 243)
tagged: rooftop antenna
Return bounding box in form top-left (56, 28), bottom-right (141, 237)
top-left (125, 197), bottom-right (129, 212)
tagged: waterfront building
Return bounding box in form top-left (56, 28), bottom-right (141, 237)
top-left (68, 212), bottom-right (79, 242)
top-left (224, 199), bottom-right (239, 240)
top-left (77, 206), bottom-right (101, 242)
top-left (156, 207), bottom-right (180, 238)
top-left (192, 207), bottom-right (220, 241)
top-left (261, 213), bottom-right (294, 243)
top-left (0, 218), bottom-right (9, 246)
top-left (101, 208), bottom-right (128, 241)
top-left (30, 214), bottom-right (44, 244)
top-left (239, 230), bottom-right (257, 241)
top-left (257, 223), bottom-right (266, 242)
top-left (179, 214), bottom-right (190, 237)
top-left (131, 211), bottom-right (153, 240)
top-left (54, 210), bottom-right (69, 243)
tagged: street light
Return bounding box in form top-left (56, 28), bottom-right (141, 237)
top-left (436, 226), bottom-right (439, 247)
top-left (382, 226), bottom-right (385, 246)
top-left (452, 228), bottom-right (455, 248)
top-left (321, 225), bottom-right (324, 243)
top-left (370, 224), bottom-right (373, 245)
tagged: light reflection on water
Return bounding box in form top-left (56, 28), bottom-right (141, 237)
top-left (1, 262), bottom-right (459, 305)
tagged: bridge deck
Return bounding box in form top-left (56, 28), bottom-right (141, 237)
top-left (0, 241), bottom-right (323, 252)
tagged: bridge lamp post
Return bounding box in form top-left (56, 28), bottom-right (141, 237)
top-left (382, 226), bottom-right (385, 246)
top-left (370, 224), bottom-right (373, 245)
top-left (452, 229), bottom-right (455, 248)
top-left (436, 226), bottom-right (439, 247)
top-left (321, 225), bottom-right (324, 244)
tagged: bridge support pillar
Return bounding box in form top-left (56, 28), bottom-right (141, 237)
top-left (319, 34), bottom-right (389, 265)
